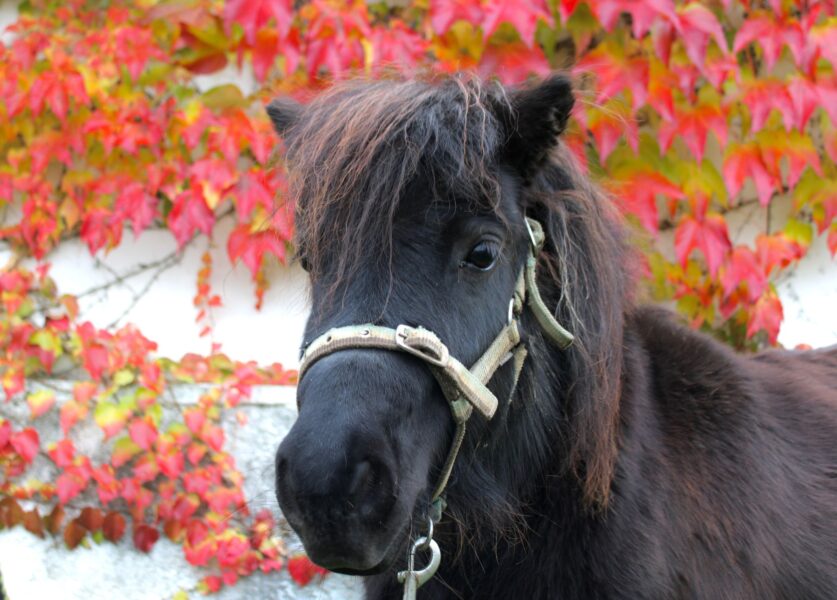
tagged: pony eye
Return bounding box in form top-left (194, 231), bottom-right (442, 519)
top-left (461, 240), bottom-right (499, 271)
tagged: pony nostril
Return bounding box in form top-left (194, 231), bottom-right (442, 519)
top-left (346, 458), bottom-right (396, 520)
top-left (348, 459), bottom-right (374, 500)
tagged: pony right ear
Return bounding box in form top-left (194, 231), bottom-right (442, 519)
top-left (501, 75), bottom-right (575, 182)
top-left (266, 97), bottom-right (302, 136)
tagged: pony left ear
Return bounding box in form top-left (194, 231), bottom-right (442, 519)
top-left (500, 75), bottom-right (575, 182)
top-left (266, 97), bottom-right (302, 136)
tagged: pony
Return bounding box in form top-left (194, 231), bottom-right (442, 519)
top-left (267, 75), bottom-right (837, 599)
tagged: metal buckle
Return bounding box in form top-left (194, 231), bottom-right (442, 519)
top-left (395, 325), bottom-right (449, 367)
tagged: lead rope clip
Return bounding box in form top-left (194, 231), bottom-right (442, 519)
top-left (397, 514), bottom-right (442, 600)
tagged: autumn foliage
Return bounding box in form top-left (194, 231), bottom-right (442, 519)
top-left (1, 0), bottom-right (836, 594)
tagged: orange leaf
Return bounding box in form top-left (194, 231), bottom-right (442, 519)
top-left (23, 509), bottom-right (44, 538)
top-left (45, 505), bottom-right (65, 535)
top-left (103, 512), bottom-right (127, 543)
top-left (78, 507), bottom-right (104, 532)
top-left (64, 520), bottom-right (87, 549)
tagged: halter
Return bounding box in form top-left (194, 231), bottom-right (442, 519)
top-left (297, 218), bottom-right (573, 597)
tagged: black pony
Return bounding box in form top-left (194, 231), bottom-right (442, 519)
top-left (267, 75), bottom-right (837, 599)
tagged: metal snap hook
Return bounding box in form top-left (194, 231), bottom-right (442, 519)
top-left (397, 536), bottom-right (441, 591)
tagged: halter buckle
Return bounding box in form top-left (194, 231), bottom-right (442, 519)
top-left (395, 325), bottom-right (450, 367)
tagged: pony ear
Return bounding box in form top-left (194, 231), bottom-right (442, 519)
top-left (266, 97), bottom-right (302, 136)
top-left (501, 75), bottom-right (575, 182)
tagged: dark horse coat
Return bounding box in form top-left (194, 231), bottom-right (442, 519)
top-left (268, 75), bottom-right (837, 599)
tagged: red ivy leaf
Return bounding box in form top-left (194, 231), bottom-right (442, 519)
top-left (158, 450), bottom-right (185, 479)
top-left (203, 425), bottom-right (225, 452)
top-left (482, 0), bottom-right (550, 48)
top-left (133, 523), bottom-right (160, 553)
top-left (251, 28), bottom-right (282, 81)
top-left (60, 400), bottom-right (87, 434)
top-left (228, 225), bottom-right (287, 278)
top-left (48, 438), bottom-right (75, 468)
top-left (168, 189), bottom-right (215, 248)
top-left (676, 3), bottom-right (728, 72)
top-left (733, 14), bottom-right (787, 72)
top-left (224, 0), bottom-right (294, 43)
top-left (184, 408), bottom-right (206, 434)
top-left (116, 183), bottom-right (158, 238)
top-left (747, 291), bottom-right (783, 344)
top-left (577, 47), bottom-right (649, 112)
top-left (584, 105), bottom-right (638, 162)
top-left (0, 421), bottom-right (10, 449)
top-left (128, 418), bottom-right (158, 451)
top-left (10, 428), bottom-right (40, 463)
top-left (756, 234), bottom-right (803, 276)
top-left (429, 0), bottom-right (484, 35)
top-left (675, 214), bottom-right (731, 276)
top-left (287, 555), bottom-right (327, 586)
top-left (368, 21), bottom-right (428, 75)
top-left (92, 465), bottom-right (122, 505)
top-left (723, 144), bottom-right (777, 206)
top-left (615, 171), bottom-right (683, 234)
top-left (56, 467), bottom-right (90, 504)
top-left (202, 575), bottom-right (223, 593)
top-left (741, 79), bottom-right (796, 133)
top-left (658, 103), bottom-right (727, 163)
top-left (721, 247), bottom-right (766, 301)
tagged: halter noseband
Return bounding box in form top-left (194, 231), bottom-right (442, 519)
top-left (296, 218), bottom-right (573, 595)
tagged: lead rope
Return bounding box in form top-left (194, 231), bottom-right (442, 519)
top-left (297, 219), bottom-right (573, 600)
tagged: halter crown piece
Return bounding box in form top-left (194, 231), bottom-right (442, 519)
top-left (296, 218), bottom-right (573, 599)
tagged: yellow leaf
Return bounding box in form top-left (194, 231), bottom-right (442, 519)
top-left (27, 389), bottom-right (55, 419)
top-left (450, 21), bottom-right (484, 60)
top-left (29, 329), bottom-right (62, 355)
top-left (183, 99), bottom-right (203, 125)
top-left (361, 38), bottom-right (374, 73)
top-left (201, 85), bottom-right (246, 110)
top-left (201, 182), bottom-right (221, 210)
top-left (113, 369), bottom-right (135, 387)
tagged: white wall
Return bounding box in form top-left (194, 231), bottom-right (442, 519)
top-left (45, 219), bottom-right (312, 368)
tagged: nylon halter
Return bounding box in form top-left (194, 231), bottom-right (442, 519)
top-left (297, 218), bottom-right (574, 504)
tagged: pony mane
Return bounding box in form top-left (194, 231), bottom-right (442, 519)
top-left (282, 75), bottom-right (634, 508)
top-left (526, 145), bottom-right (634, 506)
